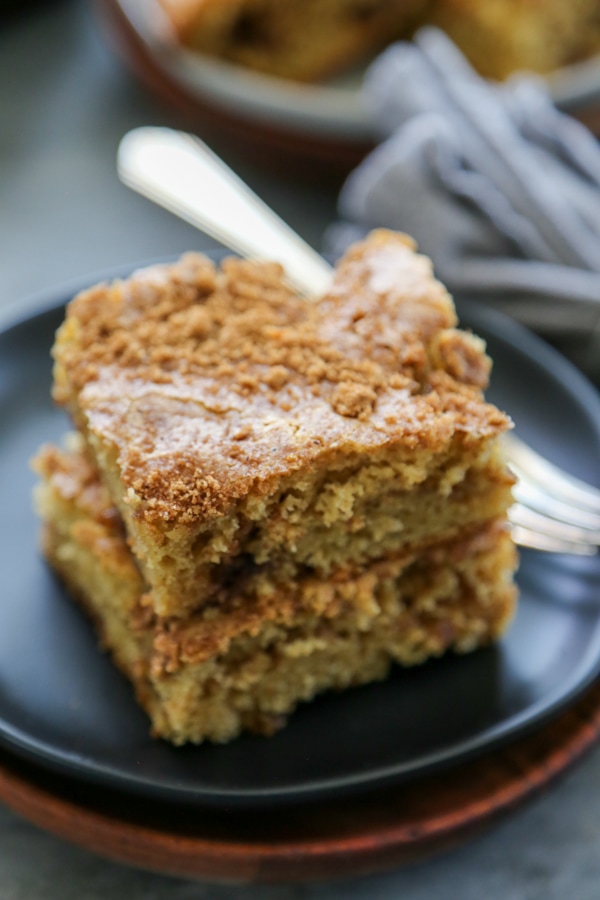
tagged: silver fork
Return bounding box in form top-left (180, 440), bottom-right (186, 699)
top-left (503, 433), bottom-right (600, 555)
top-left (117, 126), bottom-right (600, 557)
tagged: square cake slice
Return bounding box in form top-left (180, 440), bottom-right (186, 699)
top-left (33, 437), bottom-right (517, 745)
top-left (50, 230), bottom-right (516, 622)
top-left (34, 228), bottom-right (519, 745)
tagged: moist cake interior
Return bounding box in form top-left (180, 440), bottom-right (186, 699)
top-left (34, 437), bottom-right (517, 745)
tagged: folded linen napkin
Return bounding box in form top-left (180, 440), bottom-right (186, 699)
top-left (327, 28), bottom-right (600, 342)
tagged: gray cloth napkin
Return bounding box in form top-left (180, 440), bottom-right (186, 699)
top-left (327, 27), bottom-right (600, 339)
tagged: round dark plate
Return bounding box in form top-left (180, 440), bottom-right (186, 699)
top-left (1, 267), bottom-right (600, 810)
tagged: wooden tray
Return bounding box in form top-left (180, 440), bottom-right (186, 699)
top-left (1, 677), bottom-right (600, 884)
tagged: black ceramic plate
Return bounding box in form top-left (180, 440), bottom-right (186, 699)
top-left (2, 268), bottom-right (600, 810)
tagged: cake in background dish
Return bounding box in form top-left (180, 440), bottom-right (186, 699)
top-left (427, 0), bottom-right (600, 81)
top-left (33, 230), bottom-right (518, 745)
top-left (155, 0), bottom-right (600, 82)
top-left (155, 0), bottom-right (429, 81)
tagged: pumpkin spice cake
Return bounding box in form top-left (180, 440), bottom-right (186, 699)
top-left (33, 229), bottom-right (518, 745)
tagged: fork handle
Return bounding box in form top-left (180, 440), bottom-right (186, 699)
top-left (117, 127), bottom-right (333, 298)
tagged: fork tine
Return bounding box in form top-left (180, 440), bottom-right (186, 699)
top-left (509, 504), bottom-right (598, 555)
top-left (510, 525), bottom-right (598, 555)
top-left (512, 478), bottom-right (600, 532)
top-left (503, 433), bottom-right (600, 514)
top-left (504, 432), bottom-right (600, 553)
top-left (509, 502), bottom-right (600, 548)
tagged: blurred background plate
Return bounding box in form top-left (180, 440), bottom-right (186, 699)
top-left (96, 0), bottom-right (376, 177)
top-left (97, 0), bottom-right (600, 178)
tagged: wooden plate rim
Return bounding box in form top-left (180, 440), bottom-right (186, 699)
top-left (1, 678), bottom-right (599, 883)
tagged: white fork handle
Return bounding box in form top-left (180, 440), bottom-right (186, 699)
top-left (117, 127), bottom-right (333, 298)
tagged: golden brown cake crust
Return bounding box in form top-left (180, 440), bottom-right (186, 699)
top-left (52, 230), bottom-right (510, 527)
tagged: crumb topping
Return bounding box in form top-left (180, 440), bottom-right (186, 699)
top-left (32, 437), bottom-right (120, 530)
top-left (52, 230), bottom-right (510, 523)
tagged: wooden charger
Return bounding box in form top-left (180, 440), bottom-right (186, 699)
top-left (0, 677), bottom-right (599, 884)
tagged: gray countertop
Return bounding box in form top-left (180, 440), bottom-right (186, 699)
top-left (2, 3), bottom-right (600, 897)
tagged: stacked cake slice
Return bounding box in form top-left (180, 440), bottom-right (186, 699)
top-left (33, 230), bottom-right (518, 745)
